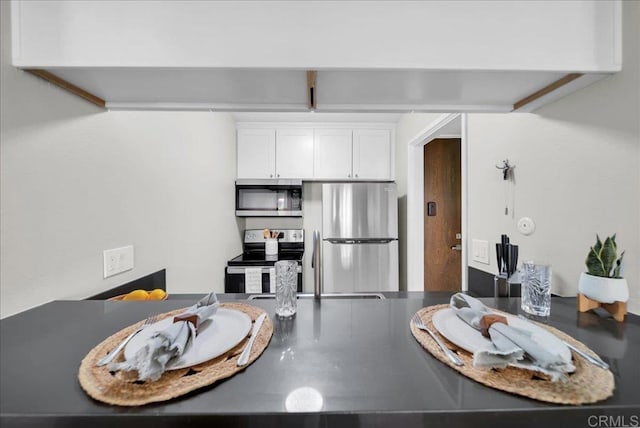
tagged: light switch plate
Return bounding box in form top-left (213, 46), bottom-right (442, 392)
top-left (103, 245), bottom-right (134, 278)
top-left (472, 239), bottom-right (490, 264)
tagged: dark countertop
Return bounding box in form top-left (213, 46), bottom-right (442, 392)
top-left (1, 293), bottom-right (639, 428)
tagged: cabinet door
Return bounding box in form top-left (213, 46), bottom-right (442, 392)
top-left (237, 129), bottom-right (276, 179)
top-left (275, 128), bottom-right (314, 179)
top-left (313, 129), bottom-right (353, 179)
top-left (353, 129), bottom-right (393, 180)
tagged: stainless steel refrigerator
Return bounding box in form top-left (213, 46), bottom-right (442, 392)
top-left (321, 182), bottom-right (399, 292)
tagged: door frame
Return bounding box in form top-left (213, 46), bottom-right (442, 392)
top-left (407, 113), bottom-right (468, 292)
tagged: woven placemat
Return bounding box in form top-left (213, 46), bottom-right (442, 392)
top-left (410, 304), bottom-right (614, 405)
top-left (78, 302), bottom-right (273, 406)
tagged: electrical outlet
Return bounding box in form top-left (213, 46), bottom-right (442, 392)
top-left (472, 239), bottom-right (490, 264)
top-left (103, 245), bottom-right (134, 278)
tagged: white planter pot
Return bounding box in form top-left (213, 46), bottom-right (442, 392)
top-left (578, 272), bottom-right (629, 303)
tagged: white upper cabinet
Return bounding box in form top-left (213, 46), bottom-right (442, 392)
top-left (275, 129), bottom-right (314, 179)
top-left (237, 129), bottom-right (276, 179)
top-left (313, 129), bottom-right (354, 180)
top-left (353, 130), bottom-right (393, 180)
top-left (237, 124), bottom-right (393, 181)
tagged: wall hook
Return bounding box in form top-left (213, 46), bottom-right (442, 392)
top-left (496, 159), bottom-right (514, 180)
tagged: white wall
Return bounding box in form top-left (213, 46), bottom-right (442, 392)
top-left (467, 1), bottom-right (639, 310)
top-left (0, 1), bottom-right (242, 318)
top-left (396, 1), bottom-right (638, 309)
top-left (395, 114), bottom-right (443, 290)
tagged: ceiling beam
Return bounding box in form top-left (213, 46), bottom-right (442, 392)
top-left (25, 69), bottom-right (106, 108)
top-left (307, 70), bottom-right (317, 111)
top-left (513, 73), bottom-right (583, 111)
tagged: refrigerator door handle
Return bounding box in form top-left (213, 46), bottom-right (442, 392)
top-left (327, 238), bottom-right (395, 245)
top-left (327, 239), bottom-right (357, 244)
top-left (311, 233), bottom-right (316, 268)
top-left (312, 230), bottom-right (322, 299)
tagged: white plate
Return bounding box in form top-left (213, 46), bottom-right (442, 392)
top-left (124, 308), bottom-right (252, 370)
top-left (431, 308), bottom-right (571, 364)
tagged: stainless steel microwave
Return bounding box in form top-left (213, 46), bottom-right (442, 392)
top-left (235, 179), bottom-right (303, 217)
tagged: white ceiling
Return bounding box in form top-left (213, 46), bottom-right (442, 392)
top-left (48, 68), bottom-right (571, 113)
top-left (231, 112), bottom-right (403, 123)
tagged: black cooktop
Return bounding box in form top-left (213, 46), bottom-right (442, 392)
top-left (227, 251), bottom-right (303, 267)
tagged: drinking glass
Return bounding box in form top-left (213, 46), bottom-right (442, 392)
top-left (521, 261), bottom-right (552, 317)
top-left (275, 260), bottom-right (298, 318)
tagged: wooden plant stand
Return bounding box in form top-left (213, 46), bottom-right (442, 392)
top-left (578, 293), bottom-right (627, 322)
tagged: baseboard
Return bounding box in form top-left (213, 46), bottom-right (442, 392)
top-left (86, 269), bottom-right (166, 300)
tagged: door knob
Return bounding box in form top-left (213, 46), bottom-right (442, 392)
top-left (451, 244), bottom-right (462, 251)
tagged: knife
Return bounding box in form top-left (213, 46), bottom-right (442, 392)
top-left (500, 235), bottom-right (509, 275)
top-left (237, 313), bottom-right (267, 367)
top-left (563, 341), bottom-right (610, 370)
top-left (509, 245), bottom-right (519, 278)
top-left (516, 315), bottom-right (609, 370)
top-left (505, 243), bottom-right (511, 277)
top-left (496, 243), bottom-right (503, 276)
top-left (503, 235), bottom-right (510, 275)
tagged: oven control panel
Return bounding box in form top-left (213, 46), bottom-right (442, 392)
top-left (244, 229), bottom-right (304, 243)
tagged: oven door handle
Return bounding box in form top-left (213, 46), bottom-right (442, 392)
top-left (227, 266), bottom-right (302, 274)
top-left (227, 267), bottom-right (270, 274)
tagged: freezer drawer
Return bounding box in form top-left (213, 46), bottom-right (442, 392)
top-left (322, 240), bottom-right (399, 292)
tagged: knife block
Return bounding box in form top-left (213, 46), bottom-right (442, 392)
top-left (577, 293), bottom-right (626, 322)
top-left (494, 276), bottom-right (509, 300)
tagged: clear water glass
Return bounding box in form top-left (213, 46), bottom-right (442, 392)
top-left (521, 261), bottom-right (552, 317)
top-left (275, 260), bottom-right (298, 318)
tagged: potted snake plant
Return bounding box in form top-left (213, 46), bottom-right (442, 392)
top-left (578, 234), bottom-right (629, 304)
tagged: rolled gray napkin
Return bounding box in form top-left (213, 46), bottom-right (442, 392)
top-left (450, 293), bottom-right (574, 380)
top-left (109, 292), bottom-right (219, 381)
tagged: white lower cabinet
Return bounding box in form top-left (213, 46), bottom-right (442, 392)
top-left (313, 129), bottom-right (354, 180)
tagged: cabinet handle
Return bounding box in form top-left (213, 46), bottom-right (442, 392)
top-left (277, 174), bottom-right (280, 178)
top-left (270, 174), bottom-right (273, 178)
top-left (348, 174), bottom-right (351, 178)
top-left (355, 174), bottom-right (359, 178)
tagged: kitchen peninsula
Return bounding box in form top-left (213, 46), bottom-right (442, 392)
top-left (1, 294), bottom-right (639, 428)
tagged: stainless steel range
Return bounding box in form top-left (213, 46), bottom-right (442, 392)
top-left (224, 229), bottom-right (304, 294)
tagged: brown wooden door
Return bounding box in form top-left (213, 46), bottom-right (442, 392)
top-left (424, 138), bottom-right (462, 291)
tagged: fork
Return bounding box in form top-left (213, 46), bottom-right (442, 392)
top-left (412, 313), bottom-right (464, 366)
top-left (97, 314), bottom-right (158, 366)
